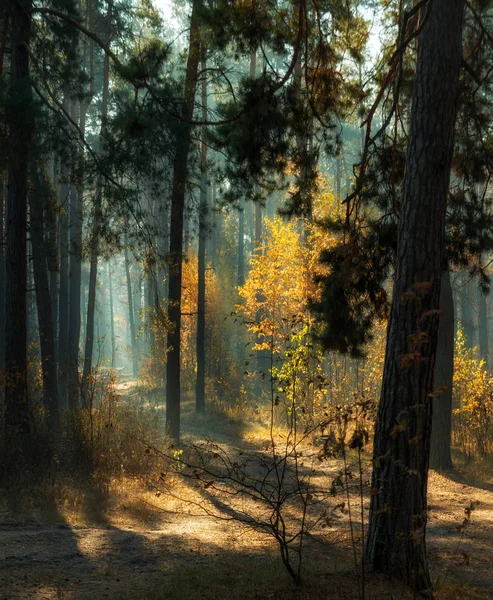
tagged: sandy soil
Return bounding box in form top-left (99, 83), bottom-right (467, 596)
top-left (1, 386), bottom-right (492, 599)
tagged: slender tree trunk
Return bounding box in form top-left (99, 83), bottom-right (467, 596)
top-left (196, 46), bottom-right (207, 413)
top-left (125, 245), bottom-right (139, 378)
top-left (45, 166), bottom-right (59, 362)
top-left (238, 207), bottom-right (245, 287)
top-left (4, 0), bottom-right (32, 463)
top-left (133, 262), bottom-right (141, 355)
top-left (82, 0), bottom-right (112, 391)
top-left (58, 169), bottom-right (70, 407)
top-left (365, 1), bottom-right (465, 594)
top-left (478, 283), bottom-right (488, 366)
top-left (430, 269), bottom-right (454, 471)
top-left (108, 261), bottom-right (116, 368)
top-left (29, 168), bottom-right (60, 434)
top-left (165, 0), bottom-right (202, 443)
top-left (69, 0), bottom-right (94, 399)
top-left (68, 150), bottom-right (81, 409)
top-left (460, 273), bottom-right (475, 349)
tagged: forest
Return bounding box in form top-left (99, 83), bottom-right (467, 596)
top-left (1, 0), bottom-right (493, 598)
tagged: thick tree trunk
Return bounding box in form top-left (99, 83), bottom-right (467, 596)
top-left (430, 270), bottom-right (454, 472)
top-left (365, 1), bottom-right (464, 594)
top-left (165, 0), bottom-right (202, 443)
top-left (29, 168), bottom-right (60, 434)
top-left (0, 181), bottom-right (5, 373)
top-left (196, 48), bottom-right (207, 414)
top-left (0, 8), bottom-right (6, 375)
top-left (4, 0), bottom-right (32, 463)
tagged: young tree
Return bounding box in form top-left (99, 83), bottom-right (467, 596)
top-left (365, 0), bottom-right (465, 593)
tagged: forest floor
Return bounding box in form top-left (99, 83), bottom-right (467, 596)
top-left (1, 375), bottom-right (493, 600)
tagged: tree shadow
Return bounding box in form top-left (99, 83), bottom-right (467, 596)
top-left (440, 466), bottom-right (493, 494)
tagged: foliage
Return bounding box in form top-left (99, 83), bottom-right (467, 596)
top-left (453, 325), bottom-right (493, 458)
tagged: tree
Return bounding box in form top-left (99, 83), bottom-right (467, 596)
top-left (365, 0), bottom-right (465, 594)
top-left (82, 0), bottom-right (113, 394)
top-left (29, 166), bottom-right (60, 434)
top-left (195, 42), bottom-right (208, 414)
top-left (430, 270), bottom-right (454, 471)
top-left (165, 0), bottom-right (202, 442)
top-left (4, 0), bottom-right (32, 465)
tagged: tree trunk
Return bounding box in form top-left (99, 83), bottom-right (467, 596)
top-left (108, 261), bottom-right (116, 368)
top-left (365, 1), bottom-right (464, 594)
top-left (0, 180), bottom-right (5, 373)
top-left (478, 283), bottom-right (488, 366)
top-left (29, 167), bottom-right (60, 434)
top-left (165, 0), bottom-right (202, 443)
top-left (45, 165), bottom-right (59, 362)
top-left (58, 168), bottom-right (70, 407)
top-left (4, 0), bottom-right (32, 464)
top-left (68, 156), bottom-right (81, 409)
top-left (125, 245), bottom-right (139, 378)
top-left (133, 261), bottom-right (141, 356)
top-left (196, 46), bottom-right (207, 414)
top-left (460, 273), bottom-right (475, 349)
top-left (238, 206), bottom-right (245, 287)
top-left (430, 269), bottom-right (454, 471)
top-left (82, 0), bottom-right (112, 392)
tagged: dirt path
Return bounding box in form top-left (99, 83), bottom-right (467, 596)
top-left (1, 381), bottom-right (492, 599)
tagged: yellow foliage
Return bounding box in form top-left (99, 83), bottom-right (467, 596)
top-left (453, 325), bottom-right (493, 457)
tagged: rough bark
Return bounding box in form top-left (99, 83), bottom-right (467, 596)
top-left (430, 270), bottom-right (454, 472)
top-left (365, 1), bottom-right (465, 594)
top-left (4, 0), bottom-right (32, 463)
top-left (0, 181), bottom-right (5, 373)
top-left (0, 10), bottom-right (6, 374)
top-left (165, 0), bottom-right (202, 443)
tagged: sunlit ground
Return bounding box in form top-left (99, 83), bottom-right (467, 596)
top-left (1, 376), bottom-right (493, 600)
